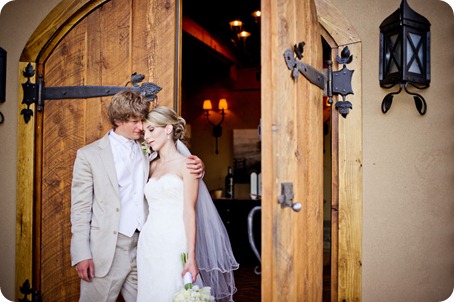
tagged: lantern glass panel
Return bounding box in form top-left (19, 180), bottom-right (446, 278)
top-left (0, 47), bottom-right (5, 103)
top-left (386, 34), bottom-right (401, 74)
top-left (407, 33), bottom-right (422, 74)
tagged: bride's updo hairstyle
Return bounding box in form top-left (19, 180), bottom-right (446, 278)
top-left (145, 106), bottom-right (186, 142)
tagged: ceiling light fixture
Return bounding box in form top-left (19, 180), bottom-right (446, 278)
top-left (229, 20), bottom-right (243, 34)
top-left (229, 10), bottom-right (261, 52)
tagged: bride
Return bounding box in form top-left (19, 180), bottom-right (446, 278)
top-left (137, 106), bottom-right (238, 301)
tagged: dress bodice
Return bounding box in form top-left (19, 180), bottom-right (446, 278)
top-left (145, 173), bottom-right (183, 214)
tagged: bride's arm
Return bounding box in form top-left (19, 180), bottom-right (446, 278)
top-left (182, 163), bottom-right (199, 282)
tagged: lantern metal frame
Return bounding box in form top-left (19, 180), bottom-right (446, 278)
top-left (379, 0), bottom-right (431, 115)
top-left (0, 47), bottom-right (6, 124)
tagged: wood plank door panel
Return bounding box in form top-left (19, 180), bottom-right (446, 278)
top-left (261, 0), bottom-right (324, 300)
top-left (36, 0), bottom-right (177, 300)
top-left (40, 28), bottom-right (84, 299)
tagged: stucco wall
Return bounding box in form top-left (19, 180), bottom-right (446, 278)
top-left (0, 1), bottom-right (61, 300)
top-left (0, 0), bottom-right (453, 301)
top-left (328, 0), bottom-right (454, 300)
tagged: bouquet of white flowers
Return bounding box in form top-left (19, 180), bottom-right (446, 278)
top-left (173, 285), bottom-right (214, 302)
top-left (173, 253), bottom-right (215, 302)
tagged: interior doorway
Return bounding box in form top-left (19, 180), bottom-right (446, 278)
top-left (181, 2), bottom-right (334, 301)
top-left (181, 1), bottom-right (262, 301)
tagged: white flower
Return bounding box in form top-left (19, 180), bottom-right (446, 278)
top-left (172, 286), bottom-right (214, 302)
top-left (140, 140), bottom-right (151, 155)
top-left (173, 253), bottom-right (215, 302)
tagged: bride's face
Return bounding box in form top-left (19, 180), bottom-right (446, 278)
top-left (143, 124), bottom-right (167, 151)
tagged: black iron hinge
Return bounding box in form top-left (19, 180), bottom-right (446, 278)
top-left (20, 63), bottom-right (162, 124)
top-left (284, 42), bottom-right (354, 118)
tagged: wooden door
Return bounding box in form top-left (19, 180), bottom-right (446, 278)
top-left (16, 0), bottom-right (178, 300)
top-left (261, 0), bottom-right (324, 300)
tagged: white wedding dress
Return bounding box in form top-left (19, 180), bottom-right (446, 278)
top-left (137, 173), bottom-right (194, 302)
top-left (137, 140), bottom-right (238, 302)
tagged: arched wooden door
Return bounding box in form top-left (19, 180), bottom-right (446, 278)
top-left (16, 0), bottom-right (179, 300)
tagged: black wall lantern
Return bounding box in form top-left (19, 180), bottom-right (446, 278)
top-left (379, 0), bottom-right (430, 115)
top-left (0, 47), bottom-right (6, 124)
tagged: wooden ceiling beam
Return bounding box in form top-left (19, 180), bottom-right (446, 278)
top-left (182, 16), bottom-right (238, 64)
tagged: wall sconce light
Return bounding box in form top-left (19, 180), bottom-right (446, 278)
top-left (379, 0), bottom-right (430, 115)
top-left (0, 47), bottom-right (6, 125)
top-left (203, 98), bottom-right (228, 154)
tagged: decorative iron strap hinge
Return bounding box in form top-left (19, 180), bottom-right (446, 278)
top-left (284, 42), bottom-right (354, 118)
top-left (20, 63), bottom-right (162, 124)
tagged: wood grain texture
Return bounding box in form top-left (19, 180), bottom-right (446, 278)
top-left (21, 0), bottom-right (109, 63)
top-left (315, 0), bottom-right (360, 46)
top-left (85, 7), bottom-right (108, 144)
top-left (16, 0), bottom-right (178, 299)
top-left (15, 62), bottom-right (36, 299)
top-left (337, 42), bottom-right (362, 302)
top-left (330, 95), bottom-right (340, 302)
top-left (316, 1), bottom-right (362, 300)
top-left (40, 20), bottom-right (89, 300)
top-left (261, 0), bottom-right (324, 300)
top-left (131, 0), bottom-right (153, 89)
top-left (260, 0), bottom-right (273, 300)
top-left (146, 0), bottom-right (177, 108)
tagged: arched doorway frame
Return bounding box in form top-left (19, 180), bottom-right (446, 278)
top-left (15, 0), bottom-right (362, 300)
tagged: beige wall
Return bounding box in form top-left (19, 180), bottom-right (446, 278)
top-left (328, 0), bottom-right (454, 300)
top-left (0, 0), bottom-right (61, 300)
top-left (0, 0), bottom-right (452, 301)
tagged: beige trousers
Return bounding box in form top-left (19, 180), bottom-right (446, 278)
top-left (79, 232), bottom-right (139, 302)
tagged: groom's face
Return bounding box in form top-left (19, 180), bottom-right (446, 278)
top-left (114, 118), bottom-right (144, 141)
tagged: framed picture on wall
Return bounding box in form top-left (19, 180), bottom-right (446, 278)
top-left (233, 129), bottom-right (261, 183)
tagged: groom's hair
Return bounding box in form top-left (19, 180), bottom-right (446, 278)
top-left (108, 91), bottom-right (150, 129)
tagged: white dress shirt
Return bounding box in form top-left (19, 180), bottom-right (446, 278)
top-left (109, 130), bottom-right (146, 237)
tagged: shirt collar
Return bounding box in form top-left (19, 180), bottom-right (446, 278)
top-left (109, 129), bottom-right (134, 145)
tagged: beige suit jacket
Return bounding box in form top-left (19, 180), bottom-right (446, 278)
top-left (70, 132), bottom-right (149, 277)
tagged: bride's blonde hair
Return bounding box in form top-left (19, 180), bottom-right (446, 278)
top-left (145, 106), bottom-right (186, 142)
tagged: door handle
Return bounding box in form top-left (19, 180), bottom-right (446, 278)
top-left (278, 182), bottom-right (302, 212)
top-left (247, 206), bottom-right (262, 275)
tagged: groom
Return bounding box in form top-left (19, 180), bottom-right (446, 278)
top-left (70, 90), bottom-right (204, 302)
